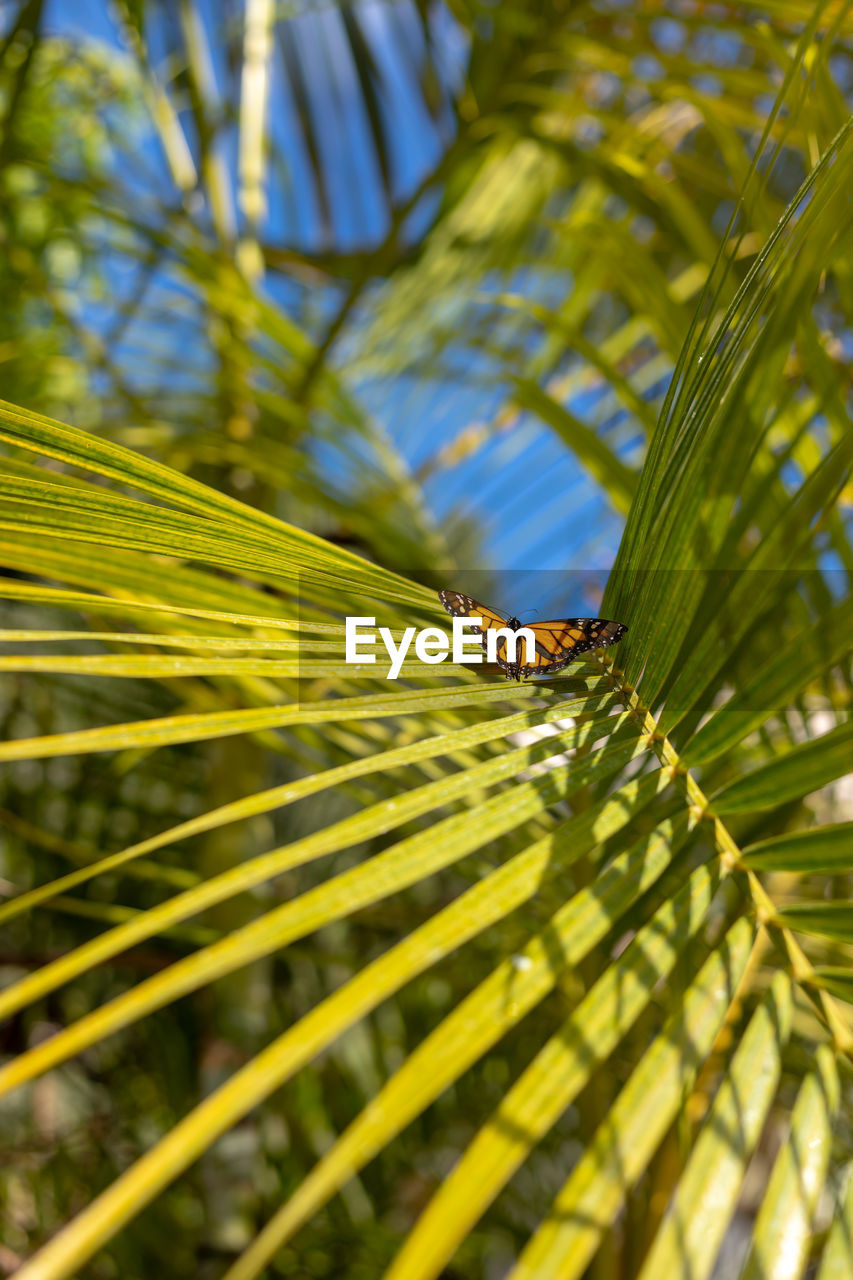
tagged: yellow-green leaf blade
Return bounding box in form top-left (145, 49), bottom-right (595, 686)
top-left (506, 918), bottom-right (756, 1280)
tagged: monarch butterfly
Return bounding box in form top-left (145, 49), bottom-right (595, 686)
top-left (439, 589), bottom-right (627, 682)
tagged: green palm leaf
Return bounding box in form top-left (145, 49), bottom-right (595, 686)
top-left (2, 5), bottom-right (853, 1278)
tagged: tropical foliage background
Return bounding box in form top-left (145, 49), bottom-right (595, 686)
top-left (1, 2), bottom-right (853, 1278)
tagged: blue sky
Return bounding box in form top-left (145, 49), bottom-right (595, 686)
top-left (36, 0), bottom-right (635, 613)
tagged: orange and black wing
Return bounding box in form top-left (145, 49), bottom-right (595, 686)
top-left (521, 618), bottom-right (627, 676)
top-left (439, 592), bottom-right (627, 679)
top-left (438, 589), bottom-right (514, 671)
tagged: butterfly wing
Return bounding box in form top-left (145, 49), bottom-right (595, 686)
top-left (438, 590), bottom-right (514, 673)
top-left (439, 592), bottom-right (627, 679)
top-left (521, 618), bottom-right (628, 675)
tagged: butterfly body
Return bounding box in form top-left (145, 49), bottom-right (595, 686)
top-left (439, 590), bottom-right (627, 682)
